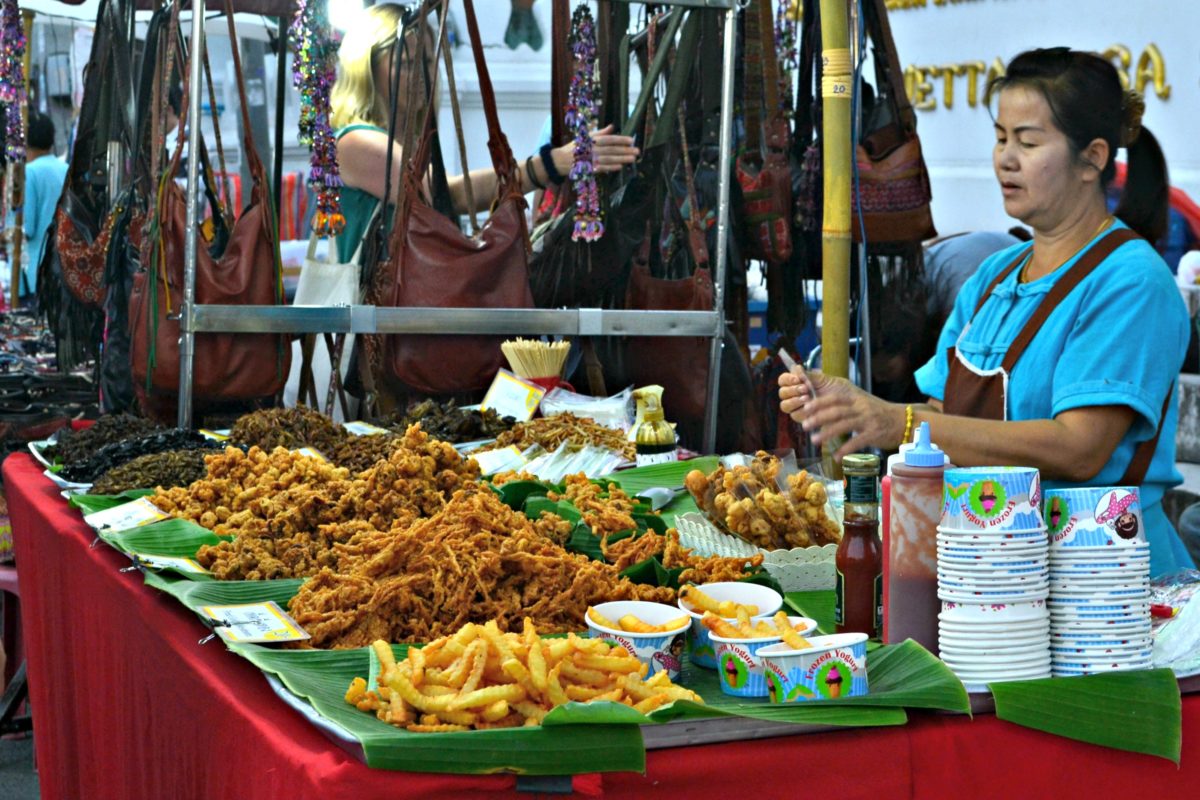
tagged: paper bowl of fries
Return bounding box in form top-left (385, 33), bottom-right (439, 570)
top-left (758, 633), bottom-right (869, 703)
top-left (706, 612), bottom-right (819, 698)
top-left (677, 582), bottom-right (784, 669)
top-left (586, 602), bottom-right (692, 681)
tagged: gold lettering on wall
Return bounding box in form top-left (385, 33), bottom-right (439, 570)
top-left (904, 46), bottom-right (1170, 111)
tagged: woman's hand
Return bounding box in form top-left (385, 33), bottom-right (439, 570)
top-left (551, 124), bottom-right (639, 176)
top-left (778, 366), bottom-right (907, 460)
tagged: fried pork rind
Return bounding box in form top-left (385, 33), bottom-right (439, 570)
top-left (229, 406), bottom-right (348, 453)
top-left (684, 452), bottom-right (840, 550)
top-left (153, 425), bottom-right (481, 580)
top-left (286, 488), bottom-right (674, 648)
top-left (346, 619), bottom-right (703, 731)
top-left (549, 473), bottom-right (642, 543)
top-left (476, 413), bottom-right (635, 460)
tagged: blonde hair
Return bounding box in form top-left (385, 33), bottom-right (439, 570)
top-left (330, 4), bottom-right (407, 131)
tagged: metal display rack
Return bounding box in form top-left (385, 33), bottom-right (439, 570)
top-left (176, 0), bottom-right (743, 453)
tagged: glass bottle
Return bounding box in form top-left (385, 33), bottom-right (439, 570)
top-left (633, 386), bottom-right (677, 466)
top-left (835, 453), bottom-right (883, 638)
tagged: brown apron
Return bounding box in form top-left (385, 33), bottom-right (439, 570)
top-left (942, 227), bottom-right (1168, 485)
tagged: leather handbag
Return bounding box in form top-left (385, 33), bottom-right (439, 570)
top-left (369, 0), bottom-right (533, 396)
top-left (128, 1), bottom-right (289, 399)
top-left (736, 0), bottom-right (793, 264)
top-left (852, 0), bottom-right (937, 243)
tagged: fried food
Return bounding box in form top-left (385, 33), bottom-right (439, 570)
top-left (90, 448), bottom-right (222, 495)
top-left (286, 488), bottom-right (675, 647)
top-left (685, 452), bottom-right (841, 550)
top-left (549, 473), bottom-right (642, 543)
top-left (476, 413), bottom-right (635, 460)
top-left (388, 400), bottom-right (516, 444)
top-left (229, 407), bottom-right (348, 454)
top-left (603, 529), bottom-right (764, 584)
top-left (152, 425), bottom-right (480, 580)
top-left (328, 432), bottom-right (404, 474)
top-left (680, 585), bottom-right (758, 618)
top-left (44, 414), bottom-right (162, 465)
top-left (345, 619), bottom-right (703, 731)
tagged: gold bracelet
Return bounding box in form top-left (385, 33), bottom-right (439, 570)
top-left (902, 404), bottom-right (914, 446)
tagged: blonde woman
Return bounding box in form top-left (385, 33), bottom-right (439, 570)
top-left (332, 3), bottom-right (637, 262)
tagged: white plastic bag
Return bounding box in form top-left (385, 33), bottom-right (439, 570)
top-left (283, 233), bottom-right (361, 421)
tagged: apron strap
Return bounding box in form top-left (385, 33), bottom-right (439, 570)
top-left (1120, 378), bottom-right (1175, 487)
top-left (999, 228), bottom-right (1138, 373)
top-left (971, 246), bottom-right (1032, 317)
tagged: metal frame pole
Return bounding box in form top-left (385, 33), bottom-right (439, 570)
top-left (702, 2), bottom-right (740, 454)
top-left (177, 0), bottom-right (207, 428)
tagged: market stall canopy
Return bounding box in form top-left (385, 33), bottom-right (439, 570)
top-left (20, 0), bottom-right (294, 19)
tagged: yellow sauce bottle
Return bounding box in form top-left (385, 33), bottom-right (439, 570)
top-left (633, 386), bottom-right (677, 466)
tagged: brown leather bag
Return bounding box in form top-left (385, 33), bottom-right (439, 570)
top-left (852, 0), bottom-right (936, 243)
top-left (376, 0), bottom-right (533, 395)
top-left (128, 2), bottom-right (288, 399)
top-left (736, 0), bottom-right (793, 264)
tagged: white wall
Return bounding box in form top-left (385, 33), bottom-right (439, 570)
top-left (884, 0), bottom-right (1200, 235)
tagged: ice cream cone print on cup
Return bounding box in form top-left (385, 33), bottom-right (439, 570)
top-left (1044, 487), bottom-right (1145, 549)
top-left (941, 467), bottom-right (1043, 531)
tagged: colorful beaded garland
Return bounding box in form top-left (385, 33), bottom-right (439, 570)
top-left (290, 0), bottom-right (343, 237)
top-left (0, 0), bottom-right (27, 163)
top-left (566, 4), bottom-right (602, 243)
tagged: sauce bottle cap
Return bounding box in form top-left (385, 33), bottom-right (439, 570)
top-left (904, 422), bottom-right (945, 467)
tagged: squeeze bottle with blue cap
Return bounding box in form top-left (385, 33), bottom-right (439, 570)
top-left (883, 422), bottom-right (950, 653)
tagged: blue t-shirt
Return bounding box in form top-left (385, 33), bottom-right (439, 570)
top-left (8, 154), bottom-right (68, 295)
top-left (914, 220), bottom-right (1194, 576)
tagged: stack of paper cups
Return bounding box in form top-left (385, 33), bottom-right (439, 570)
top-left (1046, 486), bottom-right (1152, 676)
top-left (937, 467), bottom-right (1051, 691)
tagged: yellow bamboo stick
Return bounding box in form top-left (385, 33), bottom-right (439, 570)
top-left (819, 0), bottom-right (851, 474)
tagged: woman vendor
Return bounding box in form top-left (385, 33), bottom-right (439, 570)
top-left (330, 3), bottom-right (639, 263)
top-left (779, 48), bottom-right (1194, 576)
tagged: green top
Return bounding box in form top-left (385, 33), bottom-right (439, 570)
top-left (335, 124), bottom-right (390, 264)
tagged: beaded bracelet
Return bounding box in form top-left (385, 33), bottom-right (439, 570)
top-left (525, 155), bottom-right (546, 191)
top-left (538, 143), bottom-right (565, 186)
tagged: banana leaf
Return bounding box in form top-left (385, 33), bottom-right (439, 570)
top-left (141, 572), bottom-right (308, 614)
top-left (524, 496), bottom-right (582, 524)
top-left (989, 669), bottom-right (1182, 762)
top-left (229, 642), bottom-right (647, 774)
top-left (607, 457), bottom-right (719, 525)
top-left (786, 590), bottom-right (838, 634)
top-left (490, 480), bottom-right (555, 510)
top-left (68, 489), bottom-right (155, 515)
top-left (98, 518), bottom-right (227, 561)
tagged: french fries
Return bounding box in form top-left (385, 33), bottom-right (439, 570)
top-left (700, 610), bottom-right (813, 641)
top-left (587, 606), bottom-right (689, 634)
top-left (679, 585), bottom-right (759, 619)
top-left (347, 618), bottom-right (703, 732)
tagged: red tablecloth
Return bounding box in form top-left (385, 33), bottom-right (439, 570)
top-left (5, 453), bottom-right (1197, 799)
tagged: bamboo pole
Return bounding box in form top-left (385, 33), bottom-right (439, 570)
top-left (818, 0), bottom-right (851, 472)
top-left (8, 9), bottom-right (33, 309)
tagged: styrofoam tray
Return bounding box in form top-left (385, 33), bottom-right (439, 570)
top-left (674, 513), bottom-right (836, 592)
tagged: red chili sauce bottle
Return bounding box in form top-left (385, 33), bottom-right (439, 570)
top-left (835, 453), bottom-right (883, 638)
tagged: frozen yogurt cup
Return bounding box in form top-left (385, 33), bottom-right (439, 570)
top-left (941, 467), bottom-right (1042, 530)
top-left (585, 601), bottom-right (691, 681)
top-left (707, 616), bottom-right (817, 699)
top-left (758, 633), bottom-right (869, 703)
top-left (1044, 486), bottom-right (1146, 548)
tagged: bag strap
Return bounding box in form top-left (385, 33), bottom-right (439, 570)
top-left (647, 12), bottom-right (701, 151)
top-left (698, 9), bottom-right (723, 150)
top-left (864, 0), bottom-right (916, 133)
top-left (743, 0), bottom-right (765, 158)
top-left (793, 0), bottom-right (821, 149)
top-left (550, 0), bottom-right (570, 147)
top-left (1120, 379), bottom-right (1174, 486)
top-left (437, 13), bottom-right (477, 233)
top-left (597, 1), bottom-right (628, 130)
top-left (620, 8), bottom-right (685, 139)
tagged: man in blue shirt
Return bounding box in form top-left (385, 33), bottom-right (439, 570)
top-left (15, 112), bottom-right (68, 303)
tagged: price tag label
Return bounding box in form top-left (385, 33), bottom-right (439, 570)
top-left (343, 421), bottom-right (390, 437)
top-left (132, 554), bottom-right (209, 574)
top-left (293, 447), bottom-right (328, 462)
top-left (481, 370), bottom-right (546, 422)
top-left (200, 602), bottom-right (310, 644)
top-left (199, 429), bottom-right (231, 441)
top-left (84, 497), bottom-right (167, 531)
top-left (471, 446), bottom-right (526, 476)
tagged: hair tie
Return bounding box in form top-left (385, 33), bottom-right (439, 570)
top-left (1120, 90), bottom-right (1145, 147)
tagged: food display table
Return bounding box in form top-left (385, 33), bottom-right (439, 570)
top-left (5, 453), bottom-right (1198, 799)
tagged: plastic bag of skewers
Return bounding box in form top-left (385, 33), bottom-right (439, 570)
top-left (683, 450), bottom-right (843, 552)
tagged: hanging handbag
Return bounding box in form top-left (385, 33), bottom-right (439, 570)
top-left (37, 0), bottom-right (136, 368)
top-left (128, 1), bottom-right (289, 399)
top-left (736, 0), bottom-right (793, 264)
top-left (527, 1), bottom-right (682, 311)
top-left (852, 0), bottom-right (936, 244)
top-left (369, 0), bottom-right (533, 396)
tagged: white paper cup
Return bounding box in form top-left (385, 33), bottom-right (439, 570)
top-left (942, 467), bottom-right (1043, 530)
top-left (940, 598), bottom-right (1048, 624)
top-left (1045, 486), bottom-right (1146, 548)
top-left (708, 616), bottom-right (817, 698)
top-left (677, 582), bottom-right (784, 669)
top-left (758, 633), bottom-right (869, 703)
top-left (586, 601), bottom-right (691, 680)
